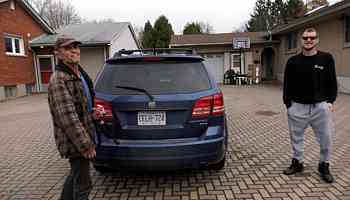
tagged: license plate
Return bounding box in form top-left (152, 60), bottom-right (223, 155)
top-left (137, 111), bottom-right (166, 126)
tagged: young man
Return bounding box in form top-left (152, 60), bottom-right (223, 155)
top-left (283, 28), bottom-right (338, 183)
top-left (48, 36), bottom-right (99, 199)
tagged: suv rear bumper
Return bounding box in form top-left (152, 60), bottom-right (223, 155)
top-left (94, 137), bottom-right (226, 170)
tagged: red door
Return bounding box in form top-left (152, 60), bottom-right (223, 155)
top-left (38, 56), bottom-right (54, 91)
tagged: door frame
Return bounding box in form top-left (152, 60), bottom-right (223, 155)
top-left (36, 55), bottom-right (55, 92)
top-left (261, 47), bottom-right (275, 80)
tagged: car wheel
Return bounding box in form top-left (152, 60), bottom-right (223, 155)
top-left (208, 156), bottom-right (226, 171)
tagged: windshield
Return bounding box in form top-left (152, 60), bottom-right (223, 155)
top-left (95, 61), bottom-right (211, 95)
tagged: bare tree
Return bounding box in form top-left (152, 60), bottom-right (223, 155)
top-left (27, 0), bottom-right (82, 30)
top-left (132, 25), bottom-right (143, 44)
top-left (89, 18), bottom-right (116, 24)
top-left (233, 22), bottom-right (248, 33)
top-left (199, 22), bottom-right (214, 34)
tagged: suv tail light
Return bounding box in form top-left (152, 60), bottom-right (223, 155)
top-left (192, 96), bottom-right (212, 118)
top-left (192, 93), bottom-right (225, 119)
top-left (95, 98), bottom-right (113, 122)
top-left (212, 93), bottom-right (225, 116)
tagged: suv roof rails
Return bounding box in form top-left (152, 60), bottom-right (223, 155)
top-left (113, 48), bottom-right (197, 58)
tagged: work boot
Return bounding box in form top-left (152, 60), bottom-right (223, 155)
top-left (283, 158), bottom-right (304, 175)
top-left (318, 162), bottom-right (334, 183)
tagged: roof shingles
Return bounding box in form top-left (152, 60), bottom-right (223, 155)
top-left (170, 32), bottom-right (267, 46)
top-left (30, 22), bottom-right (130, 46)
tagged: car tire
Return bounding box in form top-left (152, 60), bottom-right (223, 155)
top-left (94, 165), bottom-right (113, 173)
top-left (208, 156), bottom-right (226, 171)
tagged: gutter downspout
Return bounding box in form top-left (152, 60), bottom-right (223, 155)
top-left (32, 51), bottom-right (40, 92)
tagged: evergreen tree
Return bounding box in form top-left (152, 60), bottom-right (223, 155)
top-left (141, 21), bottom-right (153, 48)
top-left (246, 0), bottom-right (306, 32)
top-left (183, 22), bottom-right (203, 35)
top-left (286, 0), bottom-right (306, 20)
top-left (152, 15), bottom-right (174, 48)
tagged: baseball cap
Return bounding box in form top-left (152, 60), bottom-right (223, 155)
top-left (54, 35), bottom-right (82, 49)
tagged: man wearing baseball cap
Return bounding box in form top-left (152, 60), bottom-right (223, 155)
top-left (47, 35), bottom-right (99, 199)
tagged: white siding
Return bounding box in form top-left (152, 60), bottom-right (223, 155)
top-left (203, 55), bottom-right (224, 83)
top-left (110, 26), bottom-right (138, 57)
top-left (80, 47), bottom-right (105, 81)
top-left (245, 51), bottom-right (253, 74)
top-left (0, 86), bottom-right (5, 101)
top-left (338, 76), bottom-right (350, 94)
top-left (224, 52), bottom-right (231, 73)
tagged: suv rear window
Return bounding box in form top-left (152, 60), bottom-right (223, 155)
top-left (95, 61), bottom-right (211, 95)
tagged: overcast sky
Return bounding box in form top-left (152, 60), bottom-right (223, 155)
top-left (70, 0), bottom-right (341, 34)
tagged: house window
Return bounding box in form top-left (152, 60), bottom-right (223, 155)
top-left (345, 16), bottom-right (350, 43)
top-left (4, 36), bottom-right (25, 55)
top-left (286, 32), bottom-right (297, 50)
top-left (231, 54), bottom-right (241, 73)
top-left (10, 0), bottom-right (15, 10)
top-left (4, 86), bottom-right (17, 98)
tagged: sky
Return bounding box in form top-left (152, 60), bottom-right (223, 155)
top-left (70, 0), bottom-right (341, 34)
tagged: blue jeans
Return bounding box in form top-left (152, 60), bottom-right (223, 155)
top-left (60, 158), bottom-right (92, 200)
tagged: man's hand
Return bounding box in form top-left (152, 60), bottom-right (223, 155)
top-left (82, 147), bottom-right (96, 159)
top-left (327, 103), bottom-right (334, 112)
top-left (92, 106), bottom-right (105, 121)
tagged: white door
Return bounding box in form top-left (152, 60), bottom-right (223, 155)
top-left (203, 55), bottom-right (224, 83)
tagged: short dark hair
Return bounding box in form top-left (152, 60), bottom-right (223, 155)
top-left (303, 27), bottom-right (318, 36)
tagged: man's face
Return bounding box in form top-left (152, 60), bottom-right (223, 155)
top-left (56, 43), bottom-right (80, 65)
top-left (301, 31), bottom-right (319, 51)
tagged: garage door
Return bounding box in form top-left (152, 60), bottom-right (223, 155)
top-left (203, 55), bottom-right (224, 83)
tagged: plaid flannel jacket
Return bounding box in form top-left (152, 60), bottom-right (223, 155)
top-left (48, 62), bottom-right (95, 158)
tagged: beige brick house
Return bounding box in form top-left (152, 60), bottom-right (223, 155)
top-left (170, 32), bottom-right (279, 84)
top-left (271, 0), bottom-right (350, 94)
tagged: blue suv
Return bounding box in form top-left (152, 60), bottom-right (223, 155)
top-left (93, 49), bottom-right (228, 172)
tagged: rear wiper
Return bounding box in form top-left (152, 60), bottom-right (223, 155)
top-left (115, 86), bottom-right (155, 102)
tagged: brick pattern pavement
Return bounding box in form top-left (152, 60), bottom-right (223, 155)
top-left (0, 85), bottom-right (350, 200)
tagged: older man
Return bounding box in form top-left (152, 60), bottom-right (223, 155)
top-left (48, 36), bottom-right (98, 199)
top-left (283, 27), bottom-right (338, 183)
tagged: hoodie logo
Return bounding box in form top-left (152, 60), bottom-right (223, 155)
top-left (314, 65), bottom-right (324, 70)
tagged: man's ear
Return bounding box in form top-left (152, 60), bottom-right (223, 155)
top-left (54, 49), bottom-right (61, 59)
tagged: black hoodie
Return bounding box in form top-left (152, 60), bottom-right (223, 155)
top-left (283, 51), bottom-right (338, 108)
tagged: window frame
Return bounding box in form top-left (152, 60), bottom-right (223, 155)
top-left (286, 32), bottom-right (298, 51)
top-left (4, 85), bottom-right (17, 98)
top-left (344, 15), bottom-right (350, 48)
top-left (4, 36), bottom-right (25, 56)
top-left (231, 53), bottom-right (242, 74)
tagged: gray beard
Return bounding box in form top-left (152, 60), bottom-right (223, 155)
top-left (67, 60), bottom-right (80, 65)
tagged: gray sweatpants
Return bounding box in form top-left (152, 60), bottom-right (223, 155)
top-left (287, 101), bottom-right (334, 163)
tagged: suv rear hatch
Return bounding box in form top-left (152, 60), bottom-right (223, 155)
top-left (94, 58), bottom-right (223, 141)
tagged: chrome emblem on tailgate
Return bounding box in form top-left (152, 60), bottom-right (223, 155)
top-left (148, 101), bottom-right (156, 109)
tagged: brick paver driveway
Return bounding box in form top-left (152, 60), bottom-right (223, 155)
top-left (1, 85), bottom-right (350, 200)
